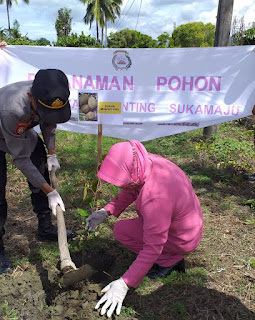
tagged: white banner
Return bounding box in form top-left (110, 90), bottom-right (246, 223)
top-left (0, 45), bottom-right (255, 141)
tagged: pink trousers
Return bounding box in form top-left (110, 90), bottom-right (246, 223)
top-left (113, 217), bottom-right (184, 267)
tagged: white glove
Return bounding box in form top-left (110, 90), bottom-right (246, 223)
top-left (85, 208), bottom-right (109, 231)
top-left (95, 277), bottom-right (129, 318)
top-left (47, 154), bottom-right (60, 173)
top-left (47, 189), bottom-right (65, 216)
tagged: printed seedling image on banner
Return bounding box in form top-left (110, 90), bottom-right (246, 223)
top-left (78, 91), bottom-right (98, 122)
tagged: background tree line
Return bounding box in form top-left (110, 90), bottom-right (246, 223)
top-left (0, 1), bottom-right (254, 48)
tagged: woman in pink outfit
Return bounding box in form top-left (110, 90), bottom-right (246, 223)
top-left (86, 140), bottom-right (203, 318)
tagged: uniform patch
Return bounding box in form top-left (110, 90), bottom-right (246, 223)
top-left (15, 111), bottom-right (35, 135)
top-left (15, 121), bottom-right (31, 135)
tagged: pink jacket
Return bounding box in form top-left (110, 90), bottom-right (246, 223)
top-left (98, 140), bottom-right (203, 288)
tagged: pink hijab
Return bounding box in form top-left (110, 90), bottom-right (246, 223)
top-left (97, 140), bottom-right (148, 188)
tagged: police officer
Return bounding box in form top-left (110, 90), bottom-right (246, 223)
top-left (0, 68), bottom-right (76, 274)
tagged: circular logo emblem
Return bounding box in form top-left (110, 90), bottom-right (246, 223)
top-left (112, 50), bottom-right (132, 71)
top-left (15, 124), bottom-right (27, 135)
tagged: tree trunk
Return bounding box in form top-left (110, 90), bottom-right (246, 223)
top-left (203, 0), bottom-right (234, 139)
top-left (101, 27), bottom-right (104, 47)
top-left (96, 22), bottom-right (99, 42)
top-left (214, 0), bottom-right (234, 47)
top-left (105, 21), bottom-right (107, 47)
top-left (6, 1), bottom-right (11, 38)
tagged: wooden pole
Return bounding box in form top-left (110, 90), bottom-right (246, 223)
top-left (95, 124), bottom-right (103, 206)
top-left (97, 124), bottom-right (102, 169)
top-left (203, 0), bottom-right (234, 140)
top-left (214, 0), bottom-right (234, 47)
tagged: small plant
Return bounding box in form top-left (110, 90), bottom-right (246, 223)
top-left (1, 300), bottom-right (19, 320)
top-left (247, 257), bottom-right (255, 270)
top-left (121, 306), bottom-right (136, 317)
top-left (75, 164), bottom-right (110, 263)
top-left (77, 208), bottom-right (89, 224)
top-left (170, 301), bottom-right (187, 317)
top-left (243, 199), bottom-right (255, 211)
top-left (75, 159), bottom-right (119, 225)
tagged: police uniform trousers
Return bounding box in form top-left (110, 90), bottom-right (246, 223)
top-left (0, 136), bottom-right (51, 237)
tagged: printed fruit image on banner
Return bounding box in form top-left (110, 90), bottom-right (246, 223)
top-left (78, 92), bottom-right (98, 122)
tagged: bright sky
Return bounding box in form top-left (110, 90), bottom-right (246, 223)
top-left (0, 0), bottom-right (254, 43)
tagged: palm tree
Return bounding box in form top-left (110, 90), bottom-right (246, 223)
top-left (80, 0), bottom-right (122, 46)
top-left (103, 0), bottom-right (121, 46)
top-left (0, 0), bottom-right (29, 37)
top-left (81, 1), bottom-right (100, 42)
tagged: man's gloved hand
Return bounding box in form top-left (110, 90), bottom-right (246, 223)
top-left (47, 154), bottom-right (60, 173)
top-left (47, 190), bottom-right (65, 216)
top-left (95, 277), bottom-right (129, 318)
top-left (85, 208), bottom-right (109, 231)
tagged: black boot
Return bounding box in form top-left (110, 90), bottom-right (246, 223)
top-left (37, 213), bottom-right (77, 242)
top-left (0, 238), bottom-right (14, 274)
top-left (242, 173), bottom-right (255, 181)
top-left (147, 258), bottom-right (185, 279)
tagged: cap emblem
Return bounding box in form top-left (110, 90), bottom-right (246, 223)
top-left (38, 98), bottom-right (68, 109)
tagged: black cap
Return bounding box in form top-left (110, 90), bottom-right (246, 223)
top-left (31, 69), bottom-right (71, 125)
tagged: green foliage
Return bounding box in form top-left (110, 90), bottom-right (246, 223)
top-left (233, 27), bottom-right (255, 46)
top-left (243, 27), bottom-right (255, 45)
top-left (77, 208), bottom-right (89, 218)
top-left (0, 0), bottom-right (29, 5)
top-left (157, 31), bottom-right (174, 48)
top-left (248, 257), bottom-right (255, 270)
top-left (0, 19), bottom-right (22, 40)
top-left (195, 136), bottom-right (255, 173)
top-left (0, 22), bottom-right (41, 45)
top-left (2, 36), bottom-right (37, 45)
top-left (0, 0), bottom-right (29, 39)
top-left (36, 37), bottom-right (51, 46)
top-left (107, 28), bottom-right (158, 48)
top-left (0, 25), bottom-right (51, 45)
top-left (161, 268), bottom-right (208, 286)
top-left (190, 174), bottom-right (212, 185)
top-left (75, 164), bottom-right (107, 219)
top-left (80, 0), bottom-right (122, 43)
top-left (169, 301), bottom-right (187, 318)
top-left (243, 199), bottom-right (255, 211)
top-left (172, 22), bottom-right (215, 47)
top-left (55, 7), bottom-right (72, 39)
top-left (54, 32), bottom-right (98, 47)
top-left (110, 184), bottom-right (120, 199)
top-left (12, 19), bottom-right (21, 39)
top-left (121, 306), bottom-right (137, 317)
top-left (244, 219), bottom-right (255, 227)
top-left (1, 300), bottom-right (19, 319)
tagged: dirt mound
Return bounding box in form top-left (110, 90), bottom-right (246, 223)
top-left (0, 250), bottom-right (135, 320)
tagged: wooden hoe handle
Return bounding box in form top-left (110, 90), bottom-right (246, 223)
top-left (50, 171), bottom-right (76, 272)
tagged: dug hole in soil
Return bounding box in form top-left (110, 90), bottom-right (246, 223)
top-left (0, 208), bottom-right (135, 320)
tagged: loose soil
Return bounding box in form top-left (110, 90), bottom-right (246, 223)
top-left (0, 205), bottom-right (134, 320)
